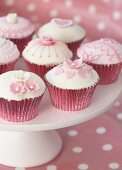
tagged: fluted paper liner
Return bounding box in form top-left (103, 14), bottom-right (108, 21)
top-left (0, 95), bottom-right (43, 122)
top-left (25, 60), bottom-right (55, 80)
top-left (88, 63), bottom-right (122, 85)
top-left (45, 77), bottom-right (99, 111)
top-left (67, 39), bottom-right (83, 60)
top-left (10, 34), bottom-right (32, 55)
top-left (0, 60), bottom-right (17, 74)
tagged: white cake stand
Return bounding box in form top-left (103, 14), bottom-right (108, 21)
top-left (0, 75), bottom-right (122, 168)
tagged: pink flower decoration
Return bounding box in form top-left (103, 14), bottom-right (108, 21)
top-left (65, 58), bottom-right (83, 69)
top-left (41, 35), bottom-right (55, 46)
top-left (54, 58), bottom-right (94, 79)
top-left (26, 80), bottom-right (40, 92)
top-left (81, 64), bottom-right (94, 77)
top-left (10, 82), bottom-right (25, 95)
top-left (65, 71), bottom-right (75, 79)
top-left (83, 51), bottom-right (101, 63)
top-left (51, 18), bottom-right (73, 28)
top-left (78, 69), bottom-right (86, 78)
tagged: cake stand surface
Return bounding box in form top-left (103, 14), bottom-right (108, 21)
top-left (0, 75), bottom-right (122, 168)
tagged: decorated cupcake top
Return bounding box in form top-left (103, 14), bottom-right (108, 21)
top-left (46, 58), bottom-right (99, 89)
top-left (77, 38), bottom-right (122, 65)
top-left (37, 18), bottom-right (86, 43)
top-left (23, 35), bottom-right (73, 66)
top-left (0, 13), bottom-right (35, 39)
top-left (0, 37), bottom-right (20, 64)
top-left (0, 70), bottom-right (45, 101)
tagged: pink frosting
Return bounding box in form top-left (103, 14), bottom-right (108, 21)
top-left (10, 79), bottom-right (40, 95)
top-left (55, 58), bottom-right (94, 79)
top-left (51, 18), bottom-right (74, 28)
top-left (0, 39), bottom-right (20, 64)
top-left (0, 16), bottom-right (35, 39)
top-left (41, 36), bottom-right (55, 45)
top-left (77, 38), bottom-right (122, 64)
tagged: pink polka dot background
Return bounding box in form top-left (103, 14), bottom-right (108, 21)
top-left (0, 0), bottom-right (122, 170)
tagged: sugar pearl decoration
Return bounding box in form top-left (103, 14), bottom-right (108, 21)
top-left (0, 38), bottom-right (6, 46)
top-left (15, 87), bottom-right (20, 92)
top-left (29, 85), bottom-right (34, 89)
top-left (6, 13), bottom-right (18, 24)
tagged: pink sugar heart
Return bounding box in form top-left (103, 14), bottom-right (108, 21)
top-left (65, 71), bottom-right (75, 79)
top-left (78, 69), bottom-right (86, 78)
top-left (55, 68), bottom-right (64, 75)
top-left (51, 18), bottom-right (73, 28)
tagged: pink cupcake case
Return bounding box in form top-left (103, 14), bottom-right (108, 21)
top-left (0, 1), bottom-right (122, 170)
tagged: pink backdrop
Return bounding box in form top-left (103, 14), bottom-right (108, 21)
top-left (0, 0), bottom-right (122, 170)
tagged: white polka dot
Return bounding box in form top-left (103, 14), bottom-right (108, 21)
top-left (78, 163), bottom-right (89, 170)
top-left (65, 0), bottom-right (73, 7)
top-left (43, 0), bottom-right (50, 2)
top-left (27, 3), bottom-right (37, 12)
top-left (96, 127), bottom-right (106, 134)
top-left (117, 113), bottom-right (122, 120)
top-left (68, 130), bottom-right (78, 136)
top-left (5, 0), bottom-right (15, 6)
top-left (109, 162), bottom-right (120, 169)
top-left (15, 168), bottom-right (25, 170)
top-left (102, 144), bottom-right (113, 151)
top-left (88, 4), bottom-right (96, 14)
top-left (72, 147), bottom-right (83, 153)
top-left (115, 101), bottom-right (120, 106)
top-left (49, 9), bottom-right (58, 17)
top-left (47, 165), bottom-right (57, 170)
top-left (73, 15), bottom-right (82, 23)
top-left (112, 11), bottom-right (121, 21)
top-left (97, 21), bottom-right (106, 31)
top-left (102, 0), bottom-right (110, 3)
top-left (31, 15), bottom-right (40, 22)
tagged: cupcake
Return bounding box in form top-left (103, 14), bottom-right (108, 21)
top-left (45, 58), bottom-right (99, 111)
top-left (0, 13), bottom-right (35, 53)
top-left (34, 18), bottom-right (86, 57)
top-left (0, 37), bottom-right (20, 74)
top-left (0, 70), bottom-right (45, 122)
top-left (23, 35), bottom-right (73, 79)
top-left (77, 38), bottom-right (122, 85)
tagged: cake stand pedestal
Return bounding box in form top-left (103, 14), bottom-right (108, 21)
top-left (0, 130), bottom-right (62, 167)
top-left (0, 76), bottom-right (122, 168)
